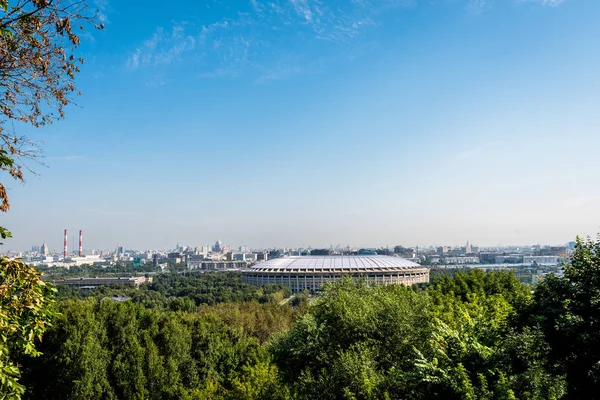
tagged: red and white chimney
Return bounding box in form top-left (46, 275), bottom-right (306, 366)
top-left (79, 230), bottom-right (83, 257)
top-left (63, 229), bottom-right (68, 257)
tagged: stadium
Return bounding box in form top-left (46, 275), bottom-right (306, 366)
top-left (243, 255), bottom-right (429, 293)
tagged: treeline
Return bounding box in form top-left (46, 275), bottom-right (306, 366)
top-left (11, 237), bottom-right (600, 399)
top-left (18, 300), bottom-right (295, 399)
top-left (57, 272), bottom-right (293, 307)
top-left (38, 262), bottom-right (162, 278)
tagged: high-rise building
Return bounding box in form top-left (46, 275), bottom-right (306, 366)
top-left (310, 249), bottom-right (331, 256)
top-left (437, 246), bottom-right (449, 255)
top-left (41, 242), bottom-right (49, 256)
top-left (213, 239), bottom-right (223, 253)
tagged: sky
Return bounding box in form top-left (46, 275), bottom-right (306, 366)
top-left (2, 0), bottom-right (600, 252)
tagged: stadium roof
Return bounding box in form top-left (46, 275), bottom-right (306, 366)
top-left (248, 255), bottom-right (422, 273)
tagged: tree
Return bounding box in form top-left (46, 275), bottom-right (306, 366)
top-left (271, 278), bottom-right (432, 399)
top-left (272, 273), bottom-right (564, 399)
top-left (1, 0), bottom-right (101, 227)
top-left (416, 269), bottom-right (564, 399)
top-left (525, 235), bottom-right (600, 398)
top-left (0, 257), bottom-right (56, 398)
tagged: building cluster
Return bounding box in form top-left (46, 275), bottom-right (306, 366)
top-left (2, 229), bottom-right (577, 275)
top-left (2, 231), bottom-right (582, 295)
top-left (422, 242), bottom-right (571, 267)
top-left (52, 276), bottom-right (152, 289)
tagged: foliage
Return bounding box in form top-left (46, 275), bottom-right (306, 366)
top-left (228, 361), bottom-right (291, 400)
top-left (430, 268), bottom-right (531, 310)
top-left (146, 272), bottom-right (292, 306)
top-left (12, 239), bottom-right (600, 399)
top-left (417, 270), bottom-right (564, 399)
top-left (17, 298), bottom-right (295, 399)
top-left (0, 227), bottom-right (11, 245)
top-left (413, 267), bottom-right (462, 291)
top-left (524, 235), bottom-right (600, 398)
top-left (0, 257), bottom-right (55, 398)
top-left (272, 272), bottom-right (564, 399)
top-left (271, 278), bottom-right (432, 399)
top-left (52, 272), bottom-right (293, 309)
top-left (1, 0), bottom-right (100, 240)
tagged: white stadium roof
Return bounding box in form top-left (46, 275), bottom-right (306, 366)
top-left (249, 255), bottom-right (422, 273)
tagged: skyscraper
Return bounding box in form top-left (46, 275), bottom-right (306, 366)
top-left (41, 242), bottom-right (48, 256)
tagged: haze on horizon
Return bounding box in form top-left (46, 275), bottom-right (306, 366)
top-left (2, 0), bottom-right (600, 252)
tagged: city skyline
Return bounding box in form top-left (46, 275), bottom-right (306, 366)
top-left (5, 232), bottom-right (582, 254)
top-left (2, 0), bottom-right (600, 250)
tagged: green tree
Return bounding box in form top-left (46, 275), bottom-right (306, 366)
top-left (525, 235), bottom-right (600, 398)
top-left (228, 361), bottom-right (290, 400)
top-left (0, 258), bottom-right (56, 398)
top-left (19, 296), bottom-right (294, 399)
top-left (417, 269), bottom-right (564, 399)
top-left (271, 278), bottom-right (431, 399)
top-left (273, 272), bottom-right (563, 399)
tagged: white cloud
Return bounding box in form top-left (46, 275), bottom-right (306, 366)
top-left (467, 0), bottom-right (493, 15)
top-left (126, 49), bottom-right (140, 69)
top-left (126, 23), bottom-right (196, 70)
top-left (290, 0), bottom-right (314, 21)
top-left (518, 0), bottom-right (568, 6)
top-left (94, 0), bottom-right (110, 24)
top-left (125, 0), bottom-right (570, 81)
top-left (126, 0), bottom-right (404, 78)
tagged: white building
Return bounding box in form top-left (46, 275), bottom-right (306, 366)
top-left (442, 256), bottom-right (480, 264)
top-left (523, 256), bottom-right (560, 265)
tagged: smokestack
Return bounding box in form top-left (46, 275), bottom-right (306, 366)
top-left (64, 229), bottom-right (68, 258)
top-left (79, 230), bottom-right (83, 257)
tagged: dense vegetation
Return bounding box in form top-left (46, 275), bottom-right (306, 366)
top-left (55, 272), bottom-right (293, 307)
top-left (0, 258), bottom-right (55, 398)
top-left (3, 236), bottom-right (600, 399)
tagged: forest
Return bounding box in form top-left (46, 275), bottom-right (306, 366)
top-left (1, 236), bottom-right (599, 399)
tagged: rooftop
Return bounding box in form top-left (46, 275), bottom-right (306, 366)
top-left (249, 255), bottom-right (422, 273)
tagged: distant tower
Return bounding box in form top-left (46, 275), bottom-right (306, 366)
top-left (79, 230), bottom-right (83, 257)
top-left (63, 229), bottom-right (68, 258)
top-left (41, 242), bottom-right (48, 256)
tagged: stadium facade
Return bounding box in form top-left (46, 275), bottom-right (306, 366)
top-left (242, 255), bottom-right (429, 293)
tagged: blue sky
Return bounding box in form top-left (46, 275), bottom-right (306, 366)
top-left (2, 0), bottom-right (600, 252)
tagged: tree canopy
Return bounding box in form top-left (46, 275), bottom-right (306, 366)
top-left (0, 258), bottom-right (55, 398)
top-left (1, 0), bottom-right (100, 214)
top-left (523, 236), bottom-right (600, 398)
